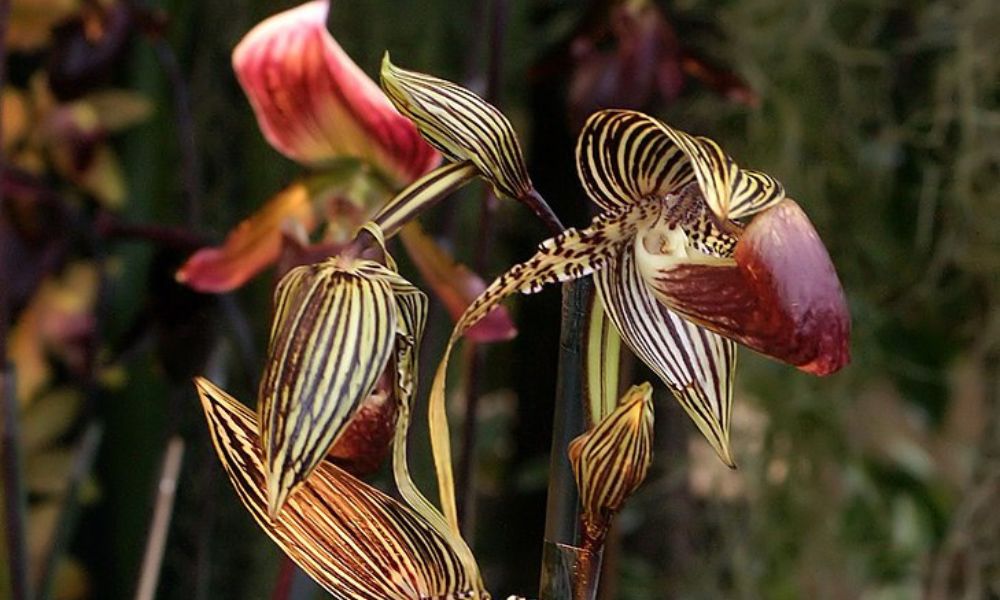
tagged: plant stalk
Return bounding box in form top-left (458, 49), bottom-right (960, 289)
top-left (539, 279), bottom-right (603, 600)
top-left (34, 422), bottom-right (104, 600)
top-left (456, 0), bottom-right (510, 536)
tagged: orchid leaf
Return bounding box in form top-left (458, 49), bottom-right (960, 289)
top-left (594, 245), bottom-right (736, 466)
top-left (232, 0), bottom-right (439, 183)
top-left (637, 198), bottom-right (851, 375)
top-left (195, 378), bottom-right (488, 600)
top-left (176, 182), bottom-right (318, 293)
top-left (258, 257), bottom-right (399, 517)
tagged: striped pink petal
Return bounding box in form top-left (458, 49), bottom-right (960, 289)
top-left (233, 0), bottom-right (439, 184)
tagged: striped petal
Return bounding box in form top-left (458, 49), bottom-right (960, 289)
top-left (194, 377), bottom-right (488, 599)
top-left (569, 383), bottom-right (654, 539)
top-left (594, 244), bottom-right (736, 466)
top-left (371, 161), bottom-right (479, 239)
top-left (636, 198), bottom-right (850, 376)
top-left (258, 257), bottom-right (398, 517)
top-left (576, 110), bottom-right (785, 221)
top-left (176, 182), bottom-right (317, 293)
top-left (379, 55), bottom-right (532, 201)
top-left (584, 294), bottom-right (622, 424)
top-left (233, 1), bottom-right (439, 183)
top-left (381, 265), bottom-right (486, 586)
top-left (576, 110), bottom-right (696, 212)
top-left (427, 206), bottom-right (651, 531)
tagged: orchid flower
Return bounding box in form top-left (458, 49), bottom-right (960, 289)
top-left (375, 63), bottom-right (849, 530)
top-left (175, 0), bottom-right (514, 343)
top-left (440, 109), bottom-right (849, 465)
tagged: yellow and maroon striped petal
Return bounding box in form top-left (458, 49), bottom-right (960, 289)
top-left (233, 1), bottom-right (439, 183)
top-left (371, 161), bottom-right (479, 239)
top-left (258, 257), bottom-right (398, 517)
top-left (379, 55), bottom-right (532, 201)
top-left (176, 182), bottom-right (317, 293)
top-left (569, 383), bottom-right (654, 537)
top-left (594, 245), bottom-right (736, 466)
top-left (194, 377), bottom-right (488, 599)
top-left (584, 294), bottom-right (622, 425)
top-left (426, 206), bottom-right (652, 531)
top-left (576, 110), bottom-right (696, 212)
top-left (636, 198), bottom-right (850, 376)
top-left (576, 110), bottom-right (785, 221)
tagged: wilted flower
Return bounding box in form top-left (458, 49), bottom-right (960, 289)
top-left (569, 383), bottom-right (654, 542)
top-left (231, 0), bottom-right (438, 181)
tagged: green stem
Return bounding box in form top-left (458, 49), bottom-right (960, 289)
top-left (539, 279), bottom-right (601, 600)
top-left (34, 422), bottom-right (104, 600)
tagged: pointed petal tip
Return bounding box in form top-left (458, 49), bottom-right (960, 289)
top-left (265, 477), bottom-right (288, 521)
top-left (711, 438), bottom-right (737, 469)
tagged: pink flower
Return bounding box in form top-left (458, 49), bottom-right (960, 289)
top-left (232, 0), bottom-right (438, 183)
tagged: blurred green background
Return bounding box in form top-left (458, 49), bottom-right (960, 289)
top-left (2, 0), bottom-right (998, 598)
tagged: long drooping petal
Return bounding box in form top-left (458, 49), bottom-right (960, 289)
top-left (636, 198), bottom-right (850, 375)
top-left (593, 245), bottom-right (736, 466)
top-left (399, 222), bottom-right (517, 343)
top-left (428, 207), bottom-right (652, 531)
top-left (195, 377), bottom-right (488, 599)
top-left (258, 257), bottom-right (398, 516)
top-left (569, 383), bottom-right (654, 538)
top-left (576, 110), bottom-right (784, 221)
top-left (232, 1), bottom-right (439, 183)
top-left (176, 182), bottom-right (317, 293)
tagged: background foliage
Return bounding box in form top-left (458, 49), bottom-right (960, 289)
top-left (2, 0), bottom-right (998, 598)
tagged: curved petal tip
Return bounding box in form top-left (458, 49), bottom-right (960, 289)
top-left (233, 1), bottom-right (438, 182)
top-left (642, 199), bottom-right (850, 375)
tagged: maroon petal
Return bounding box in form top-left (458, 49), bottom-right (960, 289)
top-left (639, 199), bottom-right (850, 375)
